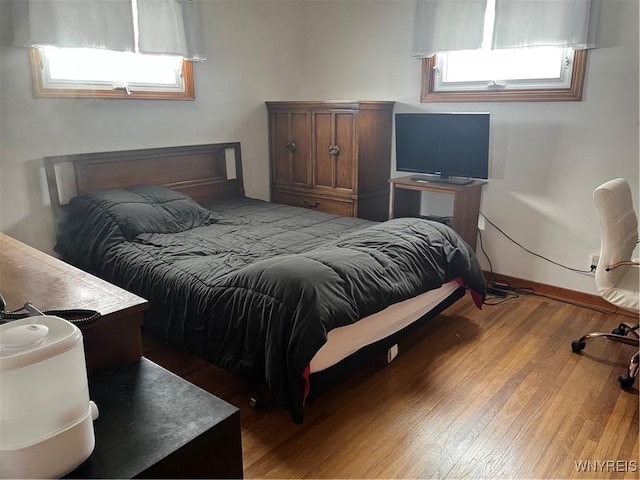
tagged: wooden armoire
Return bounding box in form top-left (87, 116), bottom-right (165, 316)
top-left (266, 101), bottom-right (395, 221)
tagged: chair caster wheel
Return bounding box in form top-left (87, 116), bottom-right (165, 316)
top-left (571, 340), bottom-right (586, 353)
top-left (612, 324), bottom-right (628, 336)
top-left (249, 394), bottom-right (266, 408)
top-left (619, 374), bottom-right (636, 389)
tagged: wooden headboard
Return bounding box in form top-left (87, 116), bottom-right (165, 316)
top-left (44, 142), bottom-right (245, 236)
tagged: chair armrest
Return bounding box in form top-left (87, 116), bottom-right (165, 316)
top-left (605, 260), bottom-right (640, 271)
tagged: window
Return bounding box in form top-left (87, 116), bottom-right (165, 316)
top-left (422, 49), bottom-right (587, 102)
top-left (420, 0), bottom-right (588, 102)
top-left (30, 47), bottom-right (195, 100)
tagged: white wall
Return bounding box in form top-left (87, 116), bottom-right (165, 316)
top-left (299, 0), bottom-right (639, 295)
top-left (1, 0), bottom-right (638, 296)
top-left (0, 1), bottom-right (303, 251)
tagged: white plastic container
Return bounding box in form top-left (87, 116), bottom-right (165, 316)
top-left (0, 316), bottom-right (99, 479)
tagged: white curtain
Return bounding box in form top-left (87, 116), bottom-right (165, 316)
top-left (137, 0), bottom-right (205, 60)
top-left (412, 0), bottom-right (599, 58)
top-left (493, 0), bottom-right (599, 50)
top-left (11, 0), bottom-right (205, 60)
top-left (412, 0), bottom-right (487, 57)
top-left (11, 0), bottom-right (135, 51)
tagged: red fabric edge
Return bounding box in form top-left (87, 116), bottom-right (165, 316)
top-left (454, 277), bottom-right (484, 309)
top-left (302, 364), bottom-right (311, 403)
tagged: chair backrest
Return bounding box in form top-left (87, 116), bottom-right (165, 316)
top-left (593, 178), bottom-right (638, 292)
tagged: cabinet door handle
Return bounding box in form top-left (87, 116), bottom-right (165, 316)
top-left (303, 199), bottom-right (320, 208)
top-left (285, 142), bottom-right (296, 153)
top-left (328, 144), bottom-right (340, 156)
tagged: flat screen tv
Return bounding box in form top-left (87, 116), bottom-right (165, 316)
top-left (395, 112), bottom-right (490, 185)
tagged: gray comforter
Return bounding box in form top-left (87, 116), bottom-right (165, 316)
top-left (57, 186), bottom-right (486, 422)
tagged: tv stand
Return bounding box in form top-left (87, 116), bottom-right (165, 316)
top-left (388, 175), bottom-right (486, 250)
top-left (410, 175), bottom-right (474, 186)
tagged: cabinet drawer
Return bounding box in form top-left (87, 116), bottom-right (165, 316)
top-left (275, 191), bottom-right (354, 217)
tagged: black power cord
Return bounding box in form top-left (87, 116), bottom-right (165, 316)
top-left (477, 226), bottom-right (493, 273)
top-left (483, 286), bottom-right (520, 305)
top-left (482, 279), bottom-right (620, 314)
top-left (0, 292), bottom-right (101, 327)
top-left (479, 212), bottom-right (593, 274)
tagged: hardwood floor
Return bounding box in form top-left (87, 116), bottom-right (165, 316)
top-left (142, 293), bottom-right (639, 479)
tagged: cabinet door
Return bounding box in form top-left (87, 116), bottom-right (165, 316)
top-left (271, 111), bottom-right (311, 187)
top-left (313, 110), bottom-right (355, 192)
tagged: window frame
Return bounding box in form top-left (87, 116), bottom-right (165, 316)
top-left (420, 49), bottom-right (588, 103)
top-left (29, 47), bottom-right (195, 100)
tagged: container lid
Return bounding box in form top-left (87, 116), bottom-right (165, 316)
top-left (0, 316), bottom-right (82, 372)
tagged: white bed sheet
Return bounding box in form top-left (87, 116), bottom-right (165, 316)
top-left (309, 281), bottom-right (461, 373)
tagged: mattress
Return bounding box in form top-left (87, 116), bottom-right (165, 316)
top-left (310, 281), bottom-right (460, 372)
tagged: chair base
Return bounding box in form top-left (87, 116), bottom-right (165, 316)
top-left (571, 322), bottom-right (639, 389)
top-left (618, 352), bottom-right (639, 388)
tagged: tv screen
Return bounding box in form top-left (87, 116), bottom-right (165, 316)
top-left (395, 113), bottom-right (490, 185)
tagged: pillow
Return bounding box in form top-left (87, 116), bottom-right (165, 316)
top-left (56, 185), bottom-right (217, 273)
top-left (74, 185), bottom-right (217, 240)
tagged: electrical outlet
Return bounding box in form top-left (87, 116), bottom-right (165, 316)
top-left (589, 253), bottom-right (600, 273)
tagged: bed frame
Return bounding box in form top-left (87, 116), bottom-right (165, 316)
top-left (306, 286), bottom-right (464, 403)
top-left (44, 141), bottom-right (468, 415)
top-left (44, 142), bottom-right (244, 237)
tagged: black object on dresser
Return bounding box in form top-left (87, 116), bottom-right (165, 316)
top-left (66, 358), bottom-right (243, 479)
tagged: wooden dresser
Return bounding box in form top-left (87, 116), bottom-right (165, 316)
top-left (0, 233), bottom-right (148, 376)
top-left (266, 100), bottom-right (395, 221)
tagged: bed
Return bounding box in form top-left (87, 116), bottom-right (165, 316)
top-left (44, 142), bottom-right (486, 423)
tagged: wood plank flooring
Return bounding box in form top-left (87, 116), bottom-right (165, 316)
top-left (142, 292), bottom-right (639, 479)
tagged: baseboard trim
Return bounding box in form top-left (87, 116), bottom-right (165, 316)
top-left (483, 271), bottom-right (637, 319)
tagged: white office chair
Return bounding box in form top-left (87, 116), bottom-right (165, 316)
top-left (571, 178), bottom-right (640, 388)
